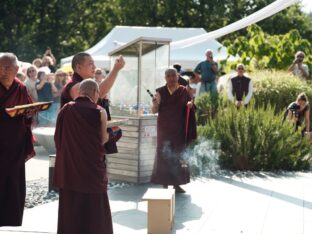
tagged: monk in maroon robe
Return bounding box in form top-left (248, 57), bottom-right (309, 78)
top-left (0, 53), bottom-right (35, 227)
top-left (53, 79), bottom-right (112, 234)
top-left (151, 68), bottom-right (197, 193)
top-left (60, 52), bottom-right (125, 154)
top-left (60, 52), bottom-right (125, 108)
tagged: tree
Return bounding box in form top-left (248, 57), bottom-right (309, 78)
top-left (0, 0), bottom-right (311, 65)
top-left (223, 24), bottom-right (312, 70)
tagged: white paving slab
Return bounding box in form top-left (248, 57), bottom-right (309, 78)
top-left (1, 172), bottom-right (312, 234)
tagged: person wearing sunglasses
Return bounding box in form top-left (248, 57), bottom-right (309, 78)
top-left (288, 51), bottom-right (309, 79)
top-left (228, 64), bottom-right (253, 108)
top-left (24, 65), bottom-right (38, 102)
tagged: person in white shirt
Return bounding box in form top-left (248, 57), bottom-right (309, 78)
top-left (24, 66), bottom-right (38, 102)
top-left (288, 51), bottom-right (309, 79)
top-left (228, 64), bottom-right (253, 108)
top-left (187, 72), bottom-right (201, 98)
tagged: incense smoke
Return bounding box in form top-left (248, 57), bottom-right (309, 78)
top-left (182, 138), bottom-right (220, 177)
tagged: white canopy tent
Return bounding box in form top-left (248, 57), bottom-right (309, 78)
top-left (61, 0), bottom-right (299, 71)
top-left (60, 26), bottom-right (228, 70)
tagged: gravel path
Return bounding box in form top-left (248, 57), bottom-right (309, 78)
top-left (25, 178), bottom-right (130, 209)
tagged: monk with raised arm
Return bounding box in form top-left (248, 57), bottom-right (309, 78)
top-left (61, 52), bottom-right (125, 107)
top-left (0, 53), bottom-right (35, 227)
top-left (53, 79), bottom-right (111, 234)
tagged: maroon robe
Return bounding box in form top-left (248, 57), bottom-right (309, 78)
top-left (0, 78), bottom-right (35, 227)
top-left (151, 85), bottom-right (197, 186)
top-left (60, 72), bottom-right (118, 154)
top-left (53, 96), bottom-right (112, 234)
top-left (60, 72), bottom-right (82, 108)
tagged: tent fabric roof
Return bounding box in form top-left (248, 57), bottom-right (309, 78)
top-left (61, 26), bottom-right (228, 69)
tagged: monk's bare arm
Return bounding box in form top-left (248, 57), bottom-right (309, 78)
top-left (99, 55), bottom-right (125, 98)
top-left (100, 109), bottom-right (109, 144)
top-left (69, 83), bottom-right (80, 100)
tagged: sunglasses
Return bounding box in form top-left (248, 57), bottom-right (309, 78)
top-left (237, 68), bottom-right (244, 70)
top-left (29, 69), bottom-right (36, 73)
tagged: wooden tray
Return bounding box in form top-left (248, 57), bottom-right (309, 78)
top-left (5, 101), bottom-right (53, 118)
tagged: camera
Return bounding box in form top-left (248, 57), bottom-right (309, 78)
top-left (289, 105), bottom-right (300, 118)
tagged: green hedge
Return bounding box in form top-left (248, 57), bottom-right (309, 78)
top-left (198, 103), bottom-right (312, 171)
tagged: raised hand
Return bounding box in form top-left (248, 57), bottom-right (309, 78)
top-left (114, 55), bottom-right (125, 71)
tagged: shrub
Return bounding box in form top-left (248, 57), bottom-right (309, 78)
top-left (195, 92), bottom-right (226, 125)
top-left (198, 103), bottom-right (312, 171)
top-left (251, 70), bottom-right (312, 113)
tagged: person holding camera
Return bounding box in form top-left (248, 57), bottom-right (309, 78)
top-left (194, 49), bottom-right (218, 95)
top-left (288, 51), bottom-right (309, 79)
top-left (286, 93), bottom-right (311, 137)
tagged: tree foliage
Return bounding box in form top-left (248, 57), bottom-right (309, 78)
top-left (223, 24), bottom-right (312, 70)
top-left (0, 0), bottom-right (311, 65)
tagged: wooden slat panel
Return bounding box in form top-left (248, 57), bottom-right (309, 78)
top-left (141, 119), bottom-right (157, 126)
top-left (140, 137), bottom-right (157, 144)
top-left (107, 162), bottom-right (138, 171)
top-left (140, 145), bottom-right (156, 151)
top-left (107, 157), bottom-right (138, 166)
top-left (108, 174), bottom-right (138, 183)
top-left (140, 154), bottom-right (156, 161)
top-left (121, 126), bottom-right (139, 132)
top-left (107, 168), bottom-right (138, 177)
top-left (122, 131), bottom-right (139, 137)
top-left (117, 141), bottom-right (138, 149)
top-left (118, 137), bottom-right (139, 144)
top-left (108, 153), bottom-right (138, 160)
top-left (124, 119), bottom-right (139, 126)
top-left (116, 147), bottom-right (139, 154)
top-left (140, 159), bottom-right (155, 166)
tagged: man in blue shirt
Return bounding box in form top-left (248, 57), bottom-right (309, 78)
top-left (194, 49), bottom-right (218, 95)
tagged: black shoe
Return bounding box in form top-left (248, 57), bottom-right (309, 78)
top-left (174, 185), bottom-right (185, 193)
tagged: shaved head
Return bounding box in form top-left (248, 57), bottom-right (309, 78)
top-left (0, 52), bottom-right (19, 89)
top-left (72, 52), bottom-right (91, 71)
top-left (0, 52), bottom-right (18, 66)
top-left (165, 67), bottom-right (178, 76)
top-left (79, 78), bottom-right (99, 97)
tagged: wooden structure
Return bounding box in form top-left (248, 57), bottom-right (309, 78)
top-left (108, 37), bottom-right (171, 183)
top-left (107, 117), bottom-right (157, 183)
top-left (143, 188), bottom-right (175, 234)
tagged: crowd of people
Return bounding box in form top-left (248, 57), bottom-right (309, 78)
top-left (0, 47), bottom-right (310, 234)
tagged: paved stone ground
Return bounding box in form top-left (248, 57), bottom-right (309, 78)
top-left (0, 147), bottom-right (312, 234)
